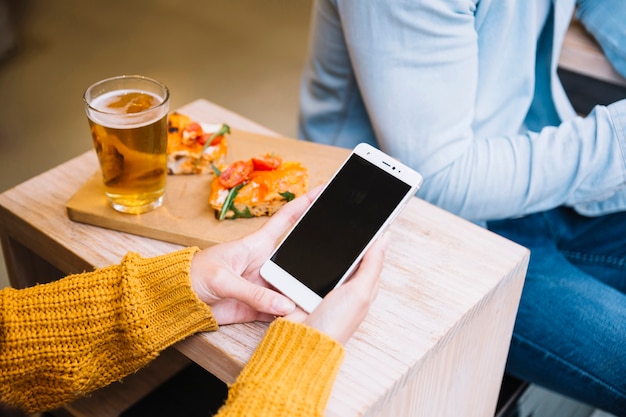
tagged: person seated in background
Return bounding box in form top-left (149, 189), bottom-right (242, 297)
top-left (298, 0), bottom-right (626, 415)
top-left (0, 188), bottom-right (387, 416)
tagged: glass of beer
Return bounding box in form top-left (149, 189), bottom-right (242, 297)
top-left (83, 75), bottom-right (170, 214)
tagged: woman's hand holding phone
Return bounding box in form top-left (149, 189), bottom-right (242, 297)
top-left (284, 233), bottom-right (388, 345)
top-left (190, 187), bottom-right (320, 325)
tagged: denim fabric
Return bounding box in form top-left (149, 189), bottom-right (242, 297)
top-left (488, 209), bottom-right (626, 416)
top-left (298, 0), bottom-right (626, 413)
top-left (576, 0), bottom-right (626, 78)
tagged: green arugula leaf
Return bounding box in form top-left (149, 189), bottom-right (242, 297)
top-left (229, 205), bottom-right (253, 219)
top-left (218, 182), bottom-right (245, 220)
top-left (193, 123), bottom-right (231, 171)
top-left (279, 191), bottom-right (295, 202)
top-left (211, 163), bottom-right (221, 177)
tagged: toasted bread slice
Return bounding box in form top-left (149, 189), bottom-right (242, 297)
top-left (209, 161), bottom-right (308, 219)
top-left (167, 112), bottom-right (228, 175)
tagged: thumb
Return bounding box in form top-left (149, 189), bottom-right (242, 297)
top-left (221, 275), bottom-right (296, 316)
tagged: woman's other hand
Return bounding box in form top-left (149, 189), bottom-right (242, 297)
top-left (285, 234), bottom-right (388, 344)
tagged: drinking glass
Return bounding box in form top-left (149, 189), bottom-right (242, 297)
top-left (83, 75), bottom-right (170, 214)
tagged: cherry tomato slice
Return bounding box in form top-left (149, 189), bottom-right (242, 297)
top-left (219, 160), bottom-right (254, 188)
top-left (183, 122), bottom-right (203, 138)
top-left (252, 155), bottom-right (281, 171)
top-left (210, 134), bottom-right (224, 146)
top-left (198, 133), bottom-right (224, 146)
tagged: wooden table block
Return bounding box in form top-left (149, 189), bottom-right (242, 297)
top-left (0, 99), bottom-right (529, 417)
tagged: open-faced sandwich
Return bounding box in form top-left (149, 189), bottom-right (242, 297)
top-left (209, 153), bottom-right (308, 220)
top-left (167, 112), bottom-right (230, 175)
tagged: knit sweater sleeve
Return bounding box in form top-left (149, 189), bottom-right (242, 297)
top-left (215, 318), bottom-right (345, 417)
top-left (0, 247), bottom-right (217, 413)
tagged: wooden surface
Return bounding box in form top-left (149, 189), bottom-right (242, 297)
top-left (0, 99), bottom-right (529, 416)
top-left (67, 128), bottom-right (349, 248)
top-left (560, 18), bottom-right (626, 86)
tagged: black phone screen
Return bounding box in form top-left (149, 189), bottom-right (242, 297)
top-left (270, 153), bottom-right (411, 297)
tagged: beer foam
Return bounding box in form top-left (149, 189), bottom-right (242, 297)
top-left (87, 89), bottom-right (168, 129)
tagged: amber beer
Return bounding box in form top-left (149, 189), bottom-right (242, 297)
top-left (83, 76), bottom-right (170, 214)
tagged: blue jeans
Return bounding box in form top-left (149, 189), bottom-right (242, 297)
top-left (488, 207), bottom-right (626, 416)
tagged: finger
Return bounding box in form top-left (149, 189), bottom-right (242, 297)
top-left (284, 308), bottom-right (308, 324)
top-left (210, 300), bottom-right (277, 324)
top-left (302, 234), bottom-right (388, 344)
top-left (244, 185), bottom-right (323, 250)
top-left (351, 234), bottom-right (388, 300)
top-left (218, 273), bottom-right (296, 316)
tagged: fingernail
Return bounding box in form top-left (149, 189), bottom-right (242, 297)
top-left (274, 298), bottom-right (296, 315)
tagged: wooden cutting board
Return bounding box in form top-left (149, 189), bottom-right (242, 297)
top-left (66, 126), bottom-right (350, 248)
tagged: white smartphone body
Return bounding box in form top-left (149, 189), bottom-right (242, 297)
top-left (260, 143), bottom-right (423, 313)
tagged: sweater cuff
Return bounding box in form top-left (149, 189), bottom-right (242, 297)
top-left (120, 247), bottom-right (218, 353)
top-left (217, 318), bottom-right (344, 416)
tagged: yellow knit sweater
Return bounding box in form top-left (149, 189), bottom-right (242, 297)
top-left (0, 248), bottom-right (344, 416)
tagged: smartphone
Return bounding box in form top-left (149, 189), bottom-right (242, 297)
top-left (260, 143), bottom-right (423, 312)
